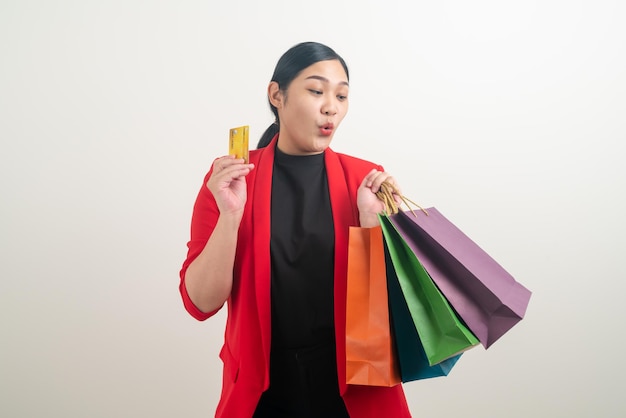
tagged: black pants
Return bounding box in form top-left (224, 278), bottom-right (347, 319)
top-left (253, 342), bottom-right (350, 418)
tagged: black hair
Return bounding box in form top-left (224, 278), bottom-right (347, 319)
top-left (256, 42), bottom-right (349, 148)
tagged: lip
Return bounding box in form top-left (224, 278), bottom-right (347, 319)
top-left (319, 122), bottom-right (334, 136)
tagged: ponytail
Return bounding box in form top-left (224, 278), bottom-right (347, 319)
top-left (257, 122), bottom-right (279, 149)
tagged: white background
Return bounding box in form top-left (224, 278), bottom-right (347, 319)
top-left (1, 1), bottom-right (625, 417)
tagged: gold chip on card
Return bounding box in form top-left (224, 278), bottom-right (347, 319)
top-left (228, 125), bottom-right (249, 163)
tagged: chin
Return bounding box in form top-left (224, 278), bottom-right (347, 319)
top-left (310, 144), bottom-right (330, 154)
top-left (313, 136), bottom-right (333, 151)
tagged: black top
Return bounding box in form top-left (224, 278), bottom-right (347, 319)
top-left (270, 147), bottom-right (335, 350)
top-left (257, 147), bottom-right (349, 417)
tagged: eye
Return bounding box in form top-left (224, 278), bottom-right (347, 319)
top-left (337, 94), bottom-right (348, 101)
top-left (308, 89), bottom-right (323, 95)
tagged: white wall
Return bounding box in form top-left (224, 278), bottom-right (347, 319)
top-left (1, 1), bottom-right (624, 417)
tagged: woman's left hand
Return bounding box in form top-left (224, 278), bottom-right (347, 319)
top-left (357, 169), bottom-right (402, 227)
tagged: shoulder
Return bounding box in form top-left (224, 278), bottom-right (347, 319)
top-left (248, 147), bottom-right (263, 163)
top-left (248, 145), bottom-right (271, 166)
top-left (335, 152), bottom-right (383, 171)
top-left (326, 149), bottom-right (384, 195)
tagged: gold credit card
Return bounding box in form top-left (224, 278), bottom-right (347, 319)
top-left (228, 125), bottom-right (249, 163)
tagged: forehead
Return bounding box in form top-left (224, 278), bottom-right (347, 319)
top-left (297, 60), bottom-right (349, 85)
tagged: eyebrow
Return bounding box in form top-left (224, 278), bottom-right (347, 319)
top-left (305, 75), bottom-right (349, 87)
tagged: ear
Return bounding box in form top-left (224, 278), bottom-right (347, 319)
top-left (268, 81), bottom-right (283, 109)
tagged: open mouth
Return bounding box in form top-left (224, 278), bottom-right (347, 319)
top-left (320, 123), bottom-right (334, 136)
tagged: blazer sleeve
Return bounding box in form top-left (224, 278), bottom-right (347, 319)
top-left (179, 163), bottom-right (223, 321)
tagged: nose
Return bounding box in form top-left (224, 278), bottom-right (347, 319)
top-left (322, 100), bottom-right (337, 116)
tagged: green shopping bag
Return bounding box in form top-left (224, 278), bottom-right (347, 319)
top-left (379, 214), bottom-right (479, 365)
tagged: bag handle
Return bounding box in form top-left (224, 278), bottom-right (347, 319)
top-left (375, 181), bottom-right (429, 217)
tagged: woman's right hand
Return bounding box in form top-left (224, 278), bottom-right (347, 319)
top-left (184, 156), bottom-right (254, 314)
top-left (206, 155), bottom-right (255, 216)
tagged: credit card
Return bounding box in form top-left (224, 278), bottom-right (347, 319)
top-left (228, 125), bottom-right (249, 163)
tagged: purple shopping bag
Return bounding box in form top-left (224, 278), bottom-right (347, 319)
top-left (389, 208), bottom-right (531, 348)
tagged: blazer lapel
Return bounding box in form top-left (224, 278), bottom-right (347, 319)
top-left (251, 136), bottom-right (276, 385)
top-left (325, 148), bottom-right (359, 395)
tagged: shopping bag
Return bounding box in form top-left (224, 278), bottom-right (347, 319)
top-left (346, 226), bottom-right (401, 386)
top-left (384, 240), bottom-right (462, 381)
top-left (390, 208), bottom-right (532, 348)
top-left (379, 214), bottom-right (479, 366)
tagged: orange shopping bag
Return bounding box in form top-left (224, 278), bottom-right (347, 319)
top-left (346, 225), bottom-right (401, 386)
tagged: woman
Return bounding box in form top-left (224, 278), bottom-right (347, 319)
top-left (180, 42), bottom-right (411, 417)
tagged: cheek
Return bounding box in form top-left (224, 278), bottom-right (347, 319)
top-left (288, 100), bottom-right (310, 118)
top-left (338, 102), bottom-right (349, 120)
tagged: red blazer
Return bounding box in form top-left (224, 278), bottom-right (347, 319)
top-left (180, 136), bottom-right (411, 418)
